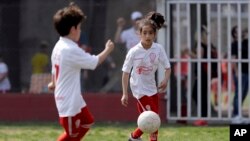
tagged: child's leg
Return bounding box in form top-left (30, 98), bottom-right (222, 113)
top-left (57, 106), bottom-right (94, 141)
top-left (57, 116), bottom-right (79, 141)
top-left (76, 107), bottom-right (94, 140)
top-left (131, 100), bottom-right (144, 139)
top-left (211, 78), bottom-right (218, 106)
top-left (131, 94), bottom-right (159, 140)
top-left (57, 132), bottom-right (70, 141)
top-left (150, 131), bottom-right (158, 141)
top-left (149, 94), bottom-right (159, 141)
top-left (131, 128), bottom-right (143, 139)
top-left (137, 94), bottom-right (159, 113)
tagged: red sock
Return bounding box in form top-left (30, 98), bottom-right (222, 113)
top-left (74, 127), bottom-right (90, 141)
top-left (57, 128), bottom-right (90, 141)
top-left (150, 131), bottom-right (158, 141)
top-left (132, 128), bottom-right (143, 139)
top-left (57, 132), bottom-right (70, 141)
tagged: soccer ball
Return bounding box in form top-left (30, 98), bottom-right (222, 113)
top-left (137, 111), bottom-right (161, 133)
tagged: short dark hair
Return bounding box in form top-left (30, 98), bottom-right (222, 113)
top-left (53, 2), bottom-right (86, 36)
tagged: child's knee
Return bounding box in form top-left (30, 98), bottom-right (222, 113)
top-left (88, 116), bottom-right (94, 126)
top-left (88, 114), bottom-right (94, 124)
top-left (82, 116), bottom-right (94, 128)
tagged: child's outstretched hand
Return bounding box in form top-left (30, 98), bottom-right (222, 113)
top-left (105, 39), bottom-right (115, 52)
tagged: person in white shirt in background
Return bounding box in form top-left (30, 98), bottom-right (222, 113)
top-left (114, 11), bottom-right (143, 52)
top-left (121, 11), bottom-right (171, 141)
top-left (0, 54), bottom-right (11, 93)
top-left (48, 2), bottom-right (114, 141)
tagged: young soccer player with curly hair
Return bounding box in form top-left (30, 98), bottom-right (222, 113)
top-left (121, 11), bottom-right (171, 141)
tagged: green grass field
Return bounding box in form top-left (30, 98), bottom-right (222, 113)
top-left (0, 122), bottom-right (229, 141)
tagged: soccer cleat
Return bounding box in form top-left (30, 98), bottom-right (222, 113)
top-left (128, 134), bottom-right (142, 141)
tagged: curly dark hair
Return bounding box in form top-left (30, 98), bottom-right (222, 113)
top-left (139, 11), bottom-right (165, 33)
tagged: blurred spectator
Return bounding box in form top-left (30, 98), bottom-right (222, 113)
top-left (31, 41), bottom-right (50, 74)
top-left (78, 32), bottom-right (92, 92)
top-left (231, 25), bottom-right (249, 124)
top-left (29, 73), bottom-right (52, 94)
top-left (211, 53), bottom-right (234, 108)
top-left (174, 47), bottom-right (190, 124)
top-left (242, 28), bottom-right (248, 40)
top-left (114, 11), bottom-right (143, 52)
top-left (0, 53), bottom-right (11, 93)
top-left (221, 53), bottom-right (235, 93)
top-left (191, 25), bottom-right (218, 126)
top-left (102, 56), bottom-right (116, 86)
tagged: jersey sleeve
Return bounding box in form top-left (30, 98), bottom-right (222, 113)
top-left (122, 50), bottom-right (133, 73)
top-left (51, 60), bottom-right (55, 75)
top-left (159, 45), bottom-right (171, 69)
top-left (68, 48), bottom-right (98, 70)
top-left (51, 49), bottom-right (56, 75)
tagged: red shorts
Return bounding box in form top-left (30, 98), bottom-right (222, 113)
top-left (137, 94), bottom-right (159, 114)
top-left (59, 106), bottom-right (94, 138)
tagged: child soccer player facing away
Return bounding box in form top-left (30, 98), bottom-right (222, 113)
top-left (121, 12), bottom-right (171, 141)
top-left (48, 3), bottom-right (114, 141)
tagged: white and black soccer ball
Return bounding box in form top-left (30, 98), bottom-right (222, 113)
top-left (137, 111), bottom-right (161, 134)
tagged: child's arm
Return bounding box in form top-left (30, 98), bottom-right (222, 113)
top-left (97, 40), bottom-right (114, 65)
top-left (121, 72), bottom-right (130, 107)
top-left (158, 68), bottom-right (171, 93)
top-left (48, 74), bottom-right (55, 91)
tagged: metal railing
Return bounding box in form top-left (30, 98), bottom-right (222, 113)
top-left (160, 0), bottom-right (250, 123)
